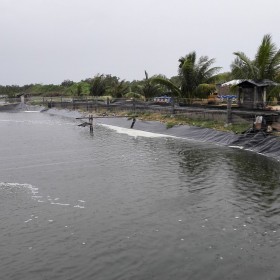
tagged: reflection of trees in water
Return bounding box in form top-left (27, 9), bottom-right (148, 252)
top-left (145, 138), bottom-right (280, 215)
top-left (168, 141), bottom-right (232, 193)
top-left (178, 147), bottom-right (219, 175)
top-left (227, 150), bottom-right (280, 218)
top-left (175, 142), bottom-right (228, 180)
top-left (169, 139), bottom-right (280, 220)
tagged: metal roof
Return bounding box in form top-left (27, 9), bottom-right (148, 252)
top-left (236, 79), bottom-right (279, 87)
top-left (221, 79), bottom-right (242, 87)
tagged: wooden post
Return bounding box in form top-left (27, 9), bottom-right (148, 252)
top-left (89, 114), bottom-right (93, 134)
top-left (130, 118), bottom-right (136, 128)
top-left (263, 87), bottom-right (267, 107)
top-left (227, 98), bottom-right (232, 124)
top-left (133, 98), bottom-right (136, 114)
top-left (95, 96), bottom-right (98, 112)
top-left (107, 97), bottom-right (110, 109)
top-left (171, 97), bottom-right (175, 114)
top-left (253, 86), bottom-right (257, 109)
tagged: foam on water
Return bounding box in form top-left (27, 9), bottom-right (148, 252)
top-left (100, 124), bottom-right (179, 139)
top-left (0, 182), bottom-right (38, 195)
top-left (0, 182), bottom-right (85, 209)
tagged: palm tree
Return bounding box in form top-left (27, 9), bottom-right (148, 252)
top-left (108, 79), bottom-right (129, 98)
top-left (178, 52), bottom-right (221, 99)
top-left (137, 71), bottom-right (164, 100)
top-left (231, 34), bottom-right (280, 80)
top-left (151, 75), bottom-right (181, 97)
top-left (151, 52), bottom-right (220, 100)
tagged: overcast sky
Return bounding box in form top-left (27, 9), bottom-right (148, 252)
top-left (1, 0), bottom-right (279, 85)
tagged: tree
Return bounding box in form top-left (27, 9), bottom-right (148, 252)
top-left (89, 74), bottom-right (106, 96)
top-left (151, 75), bottom-right (181, 97)
top-left (151, 51), bottom-right (220, 100)
top-left (107, 79), bottom-right (129, 98)
top-left (77, 84), bottom-right (82, 96)
top-left (137, 71), bottom-right (163, 100)
top-left (231, 34), bottom-right (280, 80)
top-left (178, 52), bottom-right (221, 98)
top-left (61, 80), bottom-right (74, 87)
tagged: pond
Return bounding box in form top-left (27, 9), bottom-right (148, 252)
top-left (1, 111), bottom-right (280, 280)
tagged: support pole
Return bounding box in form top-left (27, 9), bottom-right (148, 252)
top-left (171, 97), bottom-right (175, 114)
top-left (227, 98), bottom-right (232, 124)
top-left (89, 114), bottom-right (93, 134)
top-left (253, 86), bottom-right (257, 109)
top-left (130, 118), bottom-right (136, 129)
top-left (133, 98), bottom-right (136, 114)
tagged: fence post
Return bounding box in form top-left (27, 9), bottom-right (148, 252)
top-left (95, 96), bottom-right (98, 112)
top-left (133, 98), bottom-right (136, 114)
top-left (107, 97), bottom-right (110, 109)
top-left (171, 97), bottom-right (175, 114)
top-left (227, 98), bottom-right (232, 124)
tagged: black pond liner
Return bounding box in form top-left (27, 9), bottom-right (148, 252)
top-left (42, 109), bottom-right (280, 162)
top-left (95, 117), bottom-right (280, 161)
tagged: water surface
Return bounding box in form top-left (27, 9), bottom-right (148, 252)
top-left (1, 111), bottom-right (280, 280)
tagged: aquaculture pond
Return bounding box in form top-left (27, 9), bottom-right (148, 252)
top-left (1, 111), bottom-right (280, 280)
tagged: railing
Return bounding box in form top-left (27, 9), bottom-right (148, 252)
top-left (2, 95), bottom-right (279, 130)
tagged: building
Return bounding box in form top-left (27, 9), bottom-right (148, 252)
top-left (236, 79), bottom-right (278, 109)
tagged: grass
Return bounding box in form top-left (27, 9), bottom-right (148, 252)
top-left (94, 110), bottom-right (252, 134)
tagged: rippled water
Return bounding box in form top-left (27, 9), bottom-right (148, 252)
top-left (1, 111), bottom-right (280, 280)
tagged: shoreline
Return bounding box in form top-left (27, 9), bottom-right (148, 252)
top-left (2, 104), bottom-right (279, 161)
top-left (43, 107), bottom-right (280, 162)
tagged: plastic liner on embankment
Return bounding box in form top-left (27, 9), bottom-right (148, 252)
top-left (93, 117), bottom-right (280, 161)
top-left (44, 109), bottom-right (280, 161)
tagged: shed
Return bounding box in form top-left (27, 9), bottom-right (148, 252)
top-left (236, 79), bottom-right (278, 109)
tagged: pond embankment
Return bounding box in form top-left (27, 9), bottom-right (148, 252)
top-left (42, 108), bottom-right (280, 162)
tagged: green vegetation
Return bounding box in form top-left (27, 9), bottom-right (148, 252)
top-left (1, 33), bottom-right (280, 134)
top-left (231, 34), bottom-right (280, 81)
top-left (231, 34), bottom-right (280, 100)
top-left (2, 34), bottom-right (279, 101)
top-left (150, 51), bottom-right (221, 102)
top-left (96, 111), bottom-right (251, 133)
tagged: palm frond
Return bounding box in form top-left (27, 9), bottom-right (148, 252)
top-left (151, 77), bottom-right (181, 96)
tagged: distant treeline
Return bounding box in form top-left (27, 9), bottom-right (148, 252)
top-left (0, 74), bottom-right (168, 99)
top-left (0, 72), bottom-right (228, 100)
top-left (2, 34), bottom-right (280, 100)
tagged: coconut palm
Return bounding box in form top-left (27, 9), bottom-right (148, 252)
top-left (179, 52), bottom-right (221, 98)
top-left (231, 34), bottom-right (280, 80)
top-left (137, 71), bottom-right (163, 100)
top-left (151, 75), bottom-right (181, 96)
top-left (151, 51), bottom-right (220, 100)
top-left (108, 79), bottom-right (129, 98)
